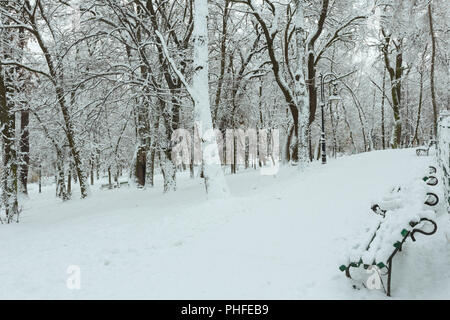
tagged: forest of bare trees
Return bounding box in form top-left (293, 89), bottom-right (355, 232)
top-left (0, 0), bottom-right (448, 222)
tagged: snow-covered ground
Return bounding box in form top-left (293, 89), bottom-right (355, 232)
top-left (1, 148), bottom-right (450, 299)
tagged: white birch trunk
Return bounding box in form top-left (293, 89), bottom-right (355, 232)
top-left (294, 0), bottom-right (309, 170)
top-left (192, 0), bottom-right (229, 198)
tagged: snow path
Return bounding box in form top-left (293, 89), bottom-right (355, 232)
top-left (1, 149), bottom-right (450, 299)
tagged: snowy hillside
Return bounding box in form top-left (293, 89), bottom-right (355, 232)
top-left (1, 148), bottom-right (449, 299)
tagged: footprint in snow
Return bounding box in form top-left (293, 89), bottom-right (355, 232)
top-left (173, 240), bottom-right (184, 247)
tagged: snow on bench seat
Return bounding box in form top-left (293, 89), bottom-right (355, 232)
top-left (341, 170), bottom-right (437, 269)
top-left (360, 207), bottom-right (435, 266)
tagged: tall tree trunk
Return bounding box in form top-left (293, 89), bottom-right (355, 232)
top-left (413, 69), bottom-right (424, 146)
top-left (294, 0), bottom-right (309, 170)
top-left (25, 2), bottom-right (88, 198)
top-left (1, 18), bottom-right (20, 220)
top-left (307, 0), bottom-right (329, 127)
top-left (213, 0), bottom-right (230, 126)
top-left (160, 150), bottom-right (176, 192)
top-left (90, 158), bottom-right (94, 186)
top-left (67, 167), bottom-right (72, 196)
top-left (108, 167), bottom-right (112, 189)
top-left (125, 6), bottom-right (152, 188)
top-left (19, 110), bottom-right (30, 195)
top-left (428, 3), bottom-right (438, 137)
top-left (381, 30), bottom-right (403, 149)
top-left (381, 69), bottom-right (386, 149)
top-left (159, 98), bottom-right (177, 193)
top-left (146, 115), bottom-right (160, 187)
top-left (413, 45), bottom-right (428, 146)
top-left (55, 148), bottom-right (68, 201)
top-left (17, 26), bottom-right (29, 196)
top-left (38, 164), bottom-right (42, 194)
top-left (134, 88), bottom-right (150, 188)
top-left (148, 146), bottom-right (156, 186)
top-left (135, 142), bottom-right (147, 187)
top-left (192, 0), bottom-right (229, 197)
top-left (341, 103), bottom-right (357, 154)
top-left (0, 64), bottom-right (19, 219)
top-left (133, 96), bottom-right (150, 188)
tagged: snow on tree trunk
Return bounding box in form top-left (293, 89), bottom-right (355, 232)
top-left (192, 0), bottom-right (229, 198)
top-left (0, 64), bottom-right (19, 220)
top-left (0, 21), bottom-right (19, 220)
top-left (55, 149), bottom-right (69, 201)
top-left (160, 150), bottom-right (176, 193)
top-left (294, 0), bottom-right (309, 170)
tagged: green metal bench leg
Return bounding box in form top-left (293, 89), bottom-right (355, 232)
top-left (387, 259), bottom-right (392, 297)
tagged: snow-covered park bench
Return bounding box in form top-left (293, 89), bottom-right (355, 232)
top-left (100, 181), bottom-right (130, 190)
top-left (339, 167), bottom-right (439, 296)
top-left (416, 139), bottom-right (437, 156)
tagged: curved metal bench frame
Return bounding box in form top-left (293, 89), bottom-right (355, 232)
top-left (424, 176), bottom-right (438, 186)
top-left (425, 192), bottom-right (439, 206)
top-left (344, 218), bottom-right (437, 296)
top-left (416, 148), bottom-right (430, 156)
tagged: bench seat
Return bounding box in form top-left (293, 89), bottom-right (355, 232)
top-left (339, 165), bottom-right (439, 296)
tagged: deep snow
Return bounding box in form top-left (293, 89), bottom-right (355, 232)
top-left (1, 148), bottom-right (450, 299)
